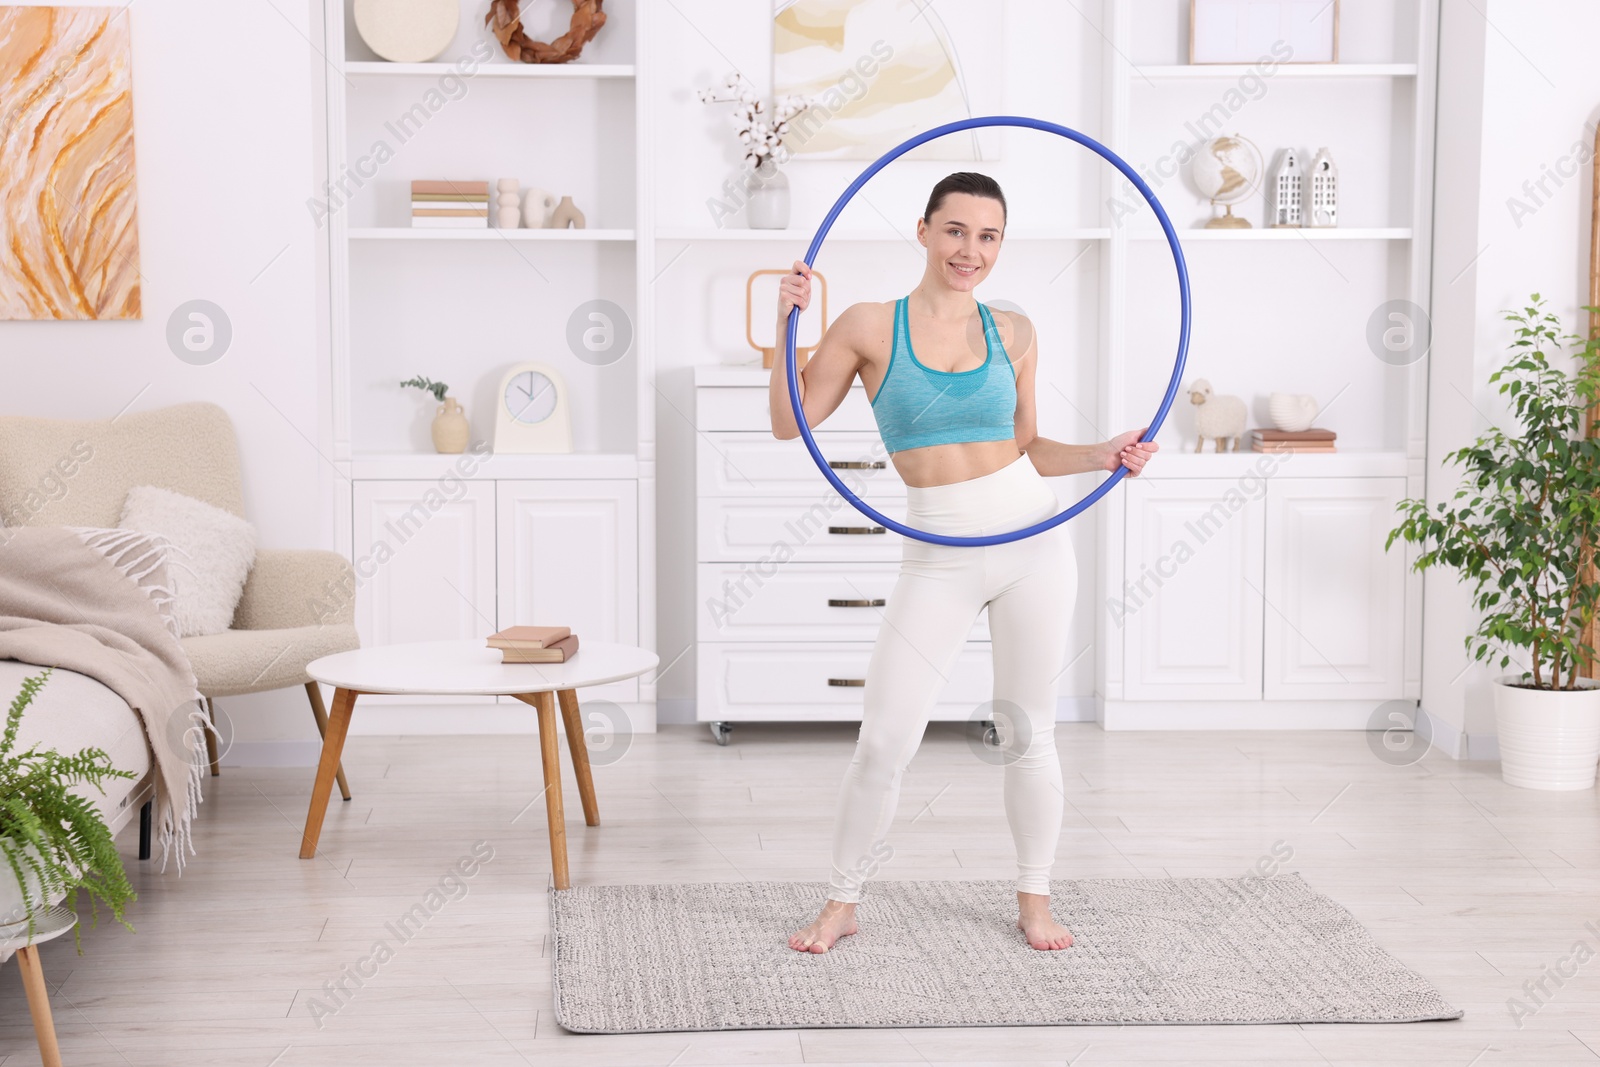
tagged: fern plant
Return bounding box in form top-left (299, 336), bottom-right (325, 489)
top-left (399, 375), bottom-right (450, 402)
top-left (1386, 295), bottom-right (1600, 691)
top-left (0, 668), bottom-right (137, 948)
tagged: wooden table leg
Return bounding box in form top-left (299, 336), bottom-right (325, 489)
top-left (16, 945), bottom-right (62, 1067)
top-left (556, 688), bottom-right (600, 827)
top-left (530, 691), bottom-right (570, 890)
top-left (305, 681), bottom-right (352, 801)
top-left (300, 687), bottom-right (358, 859)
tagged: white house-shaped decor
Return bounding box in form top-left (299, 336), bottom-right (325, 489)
top-left (1269, 148), bottom-right (1302, 227)
top-left (1309, 147), bottom-right (1338, 227)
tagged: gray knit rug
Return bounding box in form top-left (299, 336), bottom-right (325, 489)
top-left (549, 873), bottom-right (1462, 1033)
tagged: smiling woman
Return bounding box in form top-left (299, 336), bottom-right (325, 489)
top-left (765, 151), bottom-right (1176, 956)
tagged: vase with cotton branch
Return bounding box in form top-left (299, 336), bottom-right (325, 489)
top-left (698, 72), bottom-right (812, 229)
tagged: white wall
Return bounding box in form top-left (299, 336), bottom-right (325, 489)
top-left (3, 0), bottom-right (335, 753)
top-left (1426, 0), bottom-right (1600, 756)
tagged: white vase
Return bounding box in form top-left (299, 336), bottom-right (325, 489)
top-left (745, 162), bottom-right (790, 230)
top-left (1491, 674), bottom-right (1600, 790)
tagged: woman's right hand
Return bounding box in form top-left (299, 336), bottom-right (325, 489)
top-left (778, 260), bottom-right (812, 318)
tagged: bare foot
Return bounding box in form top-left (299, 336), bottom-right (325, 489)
top-left (1016, 891), bottom-right (1073, 950)
top-left (788, 898), bottom-right (858, 953)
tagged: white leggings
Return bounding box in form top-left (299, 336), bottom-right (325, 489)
top-left (826, 452), bottom-right (1077, 903)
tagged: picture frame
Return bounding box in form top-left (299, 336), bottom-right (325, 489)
top-left (1189, 0), bottom-right (1340, 64)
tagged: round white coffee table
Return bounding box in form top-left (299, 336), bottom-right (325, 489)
top-left (300, 639), bottom-right (658, 889)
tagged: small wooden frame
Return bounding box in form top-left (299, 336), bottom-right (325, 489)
top-left (747, 268), bottom-right (828, 369)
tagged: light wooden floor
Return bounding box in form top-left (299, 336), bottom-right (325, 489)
top-left (0, 721), bottom-right (1596, 1065)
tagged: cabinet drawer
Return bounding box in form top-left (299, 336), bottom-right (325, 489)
top-left (698, 562), bottom-right (990, 642)
top-left (697, 496), bottom-right (904, 562)
top-left (697, 384), bottom-right (879, 432)
top-left (696, 641), bottom-right (995, 722)
top-left (697, 432), bottom-right (903, 497)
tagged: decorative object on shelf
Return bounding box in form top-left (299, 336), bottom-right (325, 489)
top-left (1307, 147), bottom-right (1338, 227)
top-left (1190, 0), bottom-right (1339, 64)
top-left (1251, 428), bottom-right (1335, 453)
top-left (400, 376), bottom-right (468, 454)
top-left (521, 186), bottom-right (557, 228)
top-left (744, 162), bottom-right (790, 230)
top-left (495, 178), bottom-right (521, 229)
top-left (748, 268), bottom-right (827, 370)
top-left (0, 7), bottom-right (141, 320)
top-left (412, 180), bottom-right (488, 228)
top-left (698, 72), bottom-right (811, 228)
top-left (1389, 296), bottom-right (1600, 790)
top-left (0, 669), bottom-right (136, 945)
top-left (773, 0), bottom-right (1002, 160)
top-left (549, 195), bottom-right (586, 229)
top-left (353, 0), bottom-right (459, 63)
top-left (1189, 134), bottom-right (1262, 229)
top-left (494, 361), bottom-right (573, 453)
top-left (1188, 379), bottom-right (1245, 452)
top-left (486, 0), bottom-right (605, 64)
top-left (1268, 148), bottom-right (1303, 227)
top-left (1267, 391), bottom-right (1319, 432)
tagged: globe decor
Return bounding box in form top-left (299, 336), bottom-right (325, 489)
top-left (1190, 134), bottom-right (1264, 229)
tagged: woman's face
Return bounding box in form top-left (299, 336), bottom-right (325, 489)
top-left (918, 191), bottom-right (1005, 292)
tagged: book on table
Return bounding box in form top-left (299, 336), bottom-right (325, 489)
top-left (487, 625), bottom-right (578, 663)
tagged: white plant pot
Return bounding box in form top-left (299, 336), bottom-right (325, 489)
top-left (0, 840), bottom-right (49, 929)
top-left (1491, 674), bottom-right (1600, 790)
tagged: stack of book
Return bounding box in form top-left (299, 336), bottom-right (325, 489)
top-left (487, 625), bottom-right (579, 663)
top-left (411, 180), bottom-right (489, 229)
top-left (1251, 428), bottom-right (1336, 453)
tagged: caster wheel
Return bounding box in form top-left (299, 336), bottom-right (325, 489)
top-left (709, 721), bottom-right (733, 746)
top-left (980, 719), bottom-right (999, 747)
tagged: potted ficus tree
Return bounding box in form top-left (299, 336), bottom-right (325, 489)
top-left (0, 669), bottom-right (137, 946)
top-left (1387, 295), bottom-right (1600, 790)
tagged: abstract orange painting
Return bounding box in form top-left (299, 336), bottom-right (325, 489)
top-left (0, 6), bottom-right (141, 320)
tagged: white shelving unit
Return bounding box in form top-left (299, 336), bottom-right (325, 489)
top-left (1096, 0), bottom-right (1438, 726)
top-left (318, 0), bottom-right (656, 727)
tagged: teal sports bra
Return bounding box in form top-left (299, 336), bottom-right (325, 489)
top-left (869, 296), bottom-right (1018, 454)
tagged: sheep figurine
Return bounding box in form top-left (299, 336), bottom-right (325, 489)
top-left (1188, 378), bottom-right (1246, 452)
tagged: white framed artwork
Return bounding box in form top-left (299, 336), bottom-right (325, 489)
top-left (1190, 0), bottom-right (1339, 64)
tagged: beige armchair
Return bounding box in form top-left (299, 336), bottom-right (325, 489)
top-left (0, 401), bottom-right (357, 800)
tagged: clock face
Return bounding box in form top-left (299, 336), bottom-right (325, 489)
top-left (504, 371), bottom-right (557, 424)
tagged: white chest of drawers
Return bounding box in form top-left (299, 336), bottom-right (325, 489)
top-left (694, 365), bottom-right (993, 741)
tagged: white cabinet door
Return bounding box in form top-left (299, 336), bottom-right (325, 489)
top-left (1122, 479), bottom-right (1264, 700)
top-left (351, 480), bottom-right (497, 648)
top-left (497, 481), bottom-right (639, 701)
top-left (1263, 477), bottom-right (1408, 700)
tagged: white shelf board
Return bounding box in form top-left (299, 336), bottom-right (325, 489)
top-left (1130, 227), bottom-right (1412, 241)
top-left (654, 227), bottom-right (1110, 242)
top-left (349, 227), bottom-right (635, 241)
top-left (1133, 63), bottom-right (1416, 78)
top-left (342, 61), bottom-right (635, 78)
top-left (1138, 449), bottom-right (1408, 478)
top-left (347, 452), bottom-right (639, 480)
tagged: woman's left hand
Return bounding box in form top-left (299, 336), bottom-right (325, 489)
top-left (1103, 427), bottom-right (1158, 476)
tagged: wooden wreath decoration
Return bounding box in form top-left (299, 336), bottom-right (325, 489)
top-left (485, 0), bottom-right (606, 64)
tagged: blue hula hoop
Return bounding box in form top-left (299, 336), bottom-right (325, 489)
top-left (785, 114), bottom-right (1191, 547)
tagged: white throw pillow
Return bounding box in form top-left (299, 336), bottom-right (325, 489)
top-left (118, 486), bottom-right (256, 637)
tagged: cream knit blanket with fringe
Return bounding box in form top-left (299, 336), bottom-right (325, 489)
top-left (0, 525), bottom-right (204, 870)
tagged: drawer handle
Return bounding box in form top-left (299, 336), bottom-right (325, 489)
top-left (828, 525), bottom-right (886, 535)
top-left (829, 460), bottom-right (886, 470)
top-left (828, 678), bottom-right (866, 687)
top-left (828, 598), bottom-right (885, 608)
